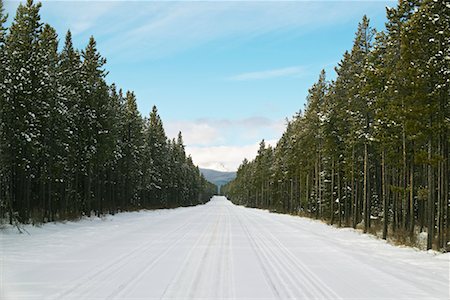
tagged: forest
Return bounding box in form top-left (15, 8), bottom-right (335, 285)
top-left (222, 0), bottom-right (449, 251)
top-left (0, 0), bottom-right (217, 225)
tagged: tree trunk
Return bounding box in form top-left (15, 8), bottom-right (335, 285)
top-left (330, 157), bottom-right (335, 225)
top-left (298, 174), bottom-right (302, 212)
top-left (382, 149), bottom-right (388, 240)
top-left (445, 135), bottom-right (449, 251)
top-left (363, 142), bottom-right (369, 233)
top-left (409, 159), bottom-right (414, 239)
top-left (290, 178), bottom-right (294, 213)
top-left (402, 123), bottom-right (408, 232)
top-left (427, 139), bottom-right (434, 250)
top-left (337, 164), bottom-right (342, 227)
top-left (437, 135), bottom-right (444, 249)
top-left (392, 169), bottom-right (397, 234)
top-left (352, 145), bottom-right (356, 228)
top-left (316, 157), bottom-right (321, 219)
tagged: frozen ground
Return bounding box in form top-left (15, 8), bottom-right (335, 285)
top-left (1, 196), bottom-right (449, 299)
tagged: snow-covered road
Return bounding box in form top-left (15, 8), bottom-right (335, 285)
top-left (1, 196), bottom-right (449, 299)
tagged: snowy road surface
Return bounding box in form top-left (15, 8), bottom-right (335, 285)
top-left (1, 196), bottom-right (449, 299)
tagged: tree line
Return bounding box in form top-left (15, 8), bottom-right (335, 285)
top-left (222, 0), bottom-right (449, 251)
top-left (0, 0), bottom-right (216, 225)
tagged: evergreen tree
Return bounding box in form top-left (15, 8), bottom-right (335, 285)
top-left (173, 132), bottom-right (188, 205)
top-left (0, 0), bottom-right (9, 222)
top-left (59, 30), bottom-right (83, 216)
top-left (3, 0), bottom-right (43, 222)
top-left (35, 24), bottom-right (64, 221)
top-left (105, 84), bottom-right (125, 213)
top-left (404, 0), bottom-right (449, 250)
top-left (78, 36), bottom-right (109, 215)
top-left (225, 1), bottom-right (448, 251)
top-left (304, 70), bottom-right (328, 218)
top-left (121, 91), bottom-right (144, 207)
top-left (144, 106), bottom-right (169, 207)
top-left (0, 0), bottom-right (217, 225)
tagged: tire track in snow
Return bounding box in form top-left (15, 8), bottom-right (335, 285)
top-left (160, 202), bottom-right (236, 299)
top-left (209, 204), bottom-right (233, 299)
top-left (240, 206), bottom-right (342, 299)
top-left (188, 211), bottom-right (222, 298)
top-left (160, 208), bottom-right (222, 299)
top-left (243, 207), bottom-right (440, 299)
top-left (235, 207), bottom-right (283, 299)
top-left (5, 197), bottom-right (448, 300)
top-left (236, 205), bottom-right (342, 299)
top-left (225, 204), bottom-right (236, 299)
top-left (107, 205), bottom-right (215, 299)
top-left (50, 205), bottom-right (211, 300)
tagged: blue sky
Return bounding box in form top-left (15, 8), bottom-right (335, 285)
top-left (6, 0), bottom-right (395, 171)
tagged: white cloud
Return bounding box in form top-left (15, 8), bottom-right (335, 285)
top-left (165, 120), bottom-right (222, 146)
top-left (188, 144), bottom-right (258, 171)
top-left (229, 66), bottom-right (306, 81)
top-left (9, 1), bottom-right (393, 61)
top-left (33, 1), bottom-right (390, 60)
top-left (187, 139), bottom-right (278, 172)
top-left (165, 117), bottom-right (284, 171)
top-left (165, 117), bottom-right (285, 147)
top-left (2, 0), bottom-right (393, 61)
top-left (40, 1), bottom-right (122, 35)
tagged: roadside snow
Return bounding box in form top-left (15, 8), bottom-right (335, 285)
top-left (1, 196), bottom-right (449, 299)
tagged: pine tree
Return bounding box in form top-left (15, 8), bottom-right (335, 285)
top-left (370, 30), bottom-right (392, 239)
top-left (0, 1), bottom-right (217, 224)
top-left (225, 0), bottom-right (448, 251)
top-left (404, 0), bottom-right (450, 250)
top-left (0, 0), bottom-right (9, 222)
top-left (144, 106), bottom-right (169, 207)
top-left (304, 70), bottom-right (328, 218)
top-left (121, 91), bottom-right (144, 207)
top-left (173, 132), bottom-right (188, 206)
top-left (105, 84), bottom-right (125, 213)
top-left (36, 24), bottom-right (64, 221)
top-left (3, 0), bottom-right (43, 222)
top-left (59, 30), bottom-right (83, 216)
top-left (0, 0), bottom-right (7, 71)
top-left (79, 36), bottom-right (108, 215)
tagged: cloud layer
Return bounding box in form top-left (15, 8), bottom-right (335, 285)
top-left (165, 117), bottom-right (284, 171)
top-left (229, 66), bottom-right (306, 81)
top-left (15, 1), bottom-right (392, 61)
top-left (187, 140), bottom-right (278, 172)
top-left (166, 117), bottom-right (284, 145)
top-left (6, 0), bottom-right (393, 172)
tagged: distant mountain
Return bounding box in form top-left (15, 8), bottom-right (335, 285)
top-left (200, 168), bottom-right (236, 187)
top-left (200, 162), bottom-right (229, 172)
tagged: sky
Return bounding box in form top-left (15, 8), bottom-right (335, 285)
top-left (5, 0), bottom-right (396, 171)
